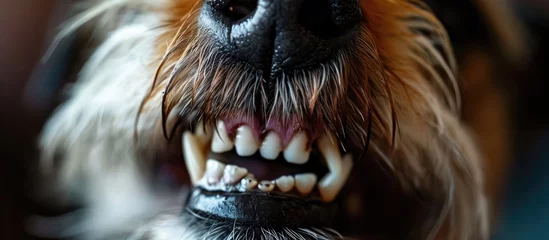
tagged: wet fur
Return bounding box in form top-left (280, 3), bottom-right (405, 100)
top-left (39, 0), bottom-right (488, 239)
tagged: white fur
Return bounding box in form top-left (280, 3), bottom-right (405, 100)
top-left (129, 213), bottom-right (199, 240)
top-left (38, 2), bottom-right (177, 238)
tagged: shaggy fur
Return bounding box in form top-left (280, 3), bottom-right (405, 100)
top-left (39, 0), bottom-right (488, 239)
top-left (129, 212), bottom-right (344, 240)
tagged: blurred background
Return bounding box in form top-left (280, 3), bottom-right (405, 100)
top-left (1, 0), bottom-right (548, 239)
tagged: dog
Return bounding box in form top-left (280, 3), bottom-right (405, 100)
top-left (37, 0), bottom-right (488, 239)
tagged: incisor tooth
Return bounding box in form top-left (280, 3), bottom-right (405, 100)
top-left (283, 132), bottom-right (310, 164)
top-left (260, 132), bottom-right (282, 160)
top-left (211, 120), bottom-right (233, 153)
top-left (318, 154), bottom-right (353, 202)
top-left (294, 173), bottom-right (317, 195)
top-left (205, 159), bottom-right (225, 184)
top-left (222, 165), bottom-right (248, 184)
top-left (235, 125), bottom-right (258, 156)
top-left (258, 180), bottom-right (275, 192)
top-left (275, 176), bottom-right (295, 193)
top-left (183, 124), bottom-right (212, 184)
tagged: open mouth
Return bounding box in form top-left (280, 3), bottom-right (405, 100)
top-left (182, 116), bottom-right (353, 227)
top-left (166, 0), bottom-right (363, 231)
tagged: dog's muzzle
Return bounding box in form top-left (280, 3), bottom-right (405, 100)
top-left (183, 0), bottom-right (362, 229)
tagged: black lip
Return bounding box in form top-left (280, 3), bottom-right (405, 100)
top-left (184, 187), bottom-right (339, 228)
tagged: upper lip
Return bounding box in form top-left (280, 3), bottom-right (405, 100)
top-left (182, 116), bottom-right (354, 203)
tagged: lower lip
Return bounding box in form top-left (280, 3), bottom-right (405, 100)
top-left (184, 187), bottom-right (339, 227)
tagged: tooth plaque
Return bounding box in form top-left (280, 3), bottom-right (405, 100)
top-left (205, 159), bottom-right (226, 184)
top-left (240, 177), bottom-right (258, 190)
top-left (258, 180), bottom-right (275, 192)
top-left (223, 165), bottom-right (249, 184)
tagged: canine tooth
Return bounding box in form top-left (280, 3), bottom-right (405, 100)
top-left (258, 180), bottom-right (275, 192)
top-left (260, 132), bottom-right (282, 160)
top-left (240, 178), bottom-right (258, 190)
top-left (183, 124), bottom-right (212, 184)
top-left (317, 132), bottom-right (354, 202)
top-left (222, 165), bottom-right (248, 184)
top-left (205, 159), bottom-right (225, 184)
top-left (211, 120), bottom-right (233, 153)
top-left (294, 173), bottom-right (317, 195)
top-left (317, 132), bottom-right (343, 173)
top-left (194, 121), bottom-right (212, 144)
top-left (283, 132), bottom-right (310, 164)
top-left (235, 125), bottom-right (258, 156)
top-left (318, 154), bottom-right (353, 202)
top-left (275, 176), bottom-right (295, 193)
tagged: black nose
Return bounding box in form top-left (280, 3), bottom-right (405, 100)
top-left (200, 0), bottom-right (362, 75)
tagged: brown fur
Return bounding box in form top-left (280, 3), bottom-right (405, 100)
top-left (456, 0), bottom-right (528, 227)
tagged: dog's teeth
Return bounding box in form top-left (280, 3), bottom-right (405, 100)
top-left (318, 154), bottom-right (353, 202)
top-left (258, 180), bottom-right (275, 192)
top-left (234, 125), bottom-right (258, 157)
top-left (211, 120), bottom-right (233, 153)
top-left (317, 132), bottom-right (354, 202)
top-left (205, 159), bottom-right (226, 184)
top-left (222, 165), bottom-right (248, 184)
top-left (260, 132), bottom-right (282, 160)
top-left (183, 122), bottom-right (212, 184)
top-left (317, 132), bottom-right (343, 173)
top-left (183, 132), bottom-right (204, 184)
top-left (283, 132), bottom-right (310, 164)
top-left (195, 121), bottom-right (212, 142)
top-left (294, 173), bottom-right (317, 195)
top-left (275, 175), bottom-right (295, 193)
top-left (240, 177), bottom-right (258, 190)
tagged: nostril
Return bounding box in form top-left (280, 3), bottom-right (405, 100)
top-left (209, 0), bottom-right (258, 22)
top-left (298, 0), bottom-right (362, 38)
top-left (201, 0), bottom-right (362, 74)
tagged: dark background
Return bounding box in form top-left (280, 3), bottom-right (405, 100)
top-left (1, 0), bottom-right (58, 239)
top-left (1, 0), bottom-right (548, 239)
